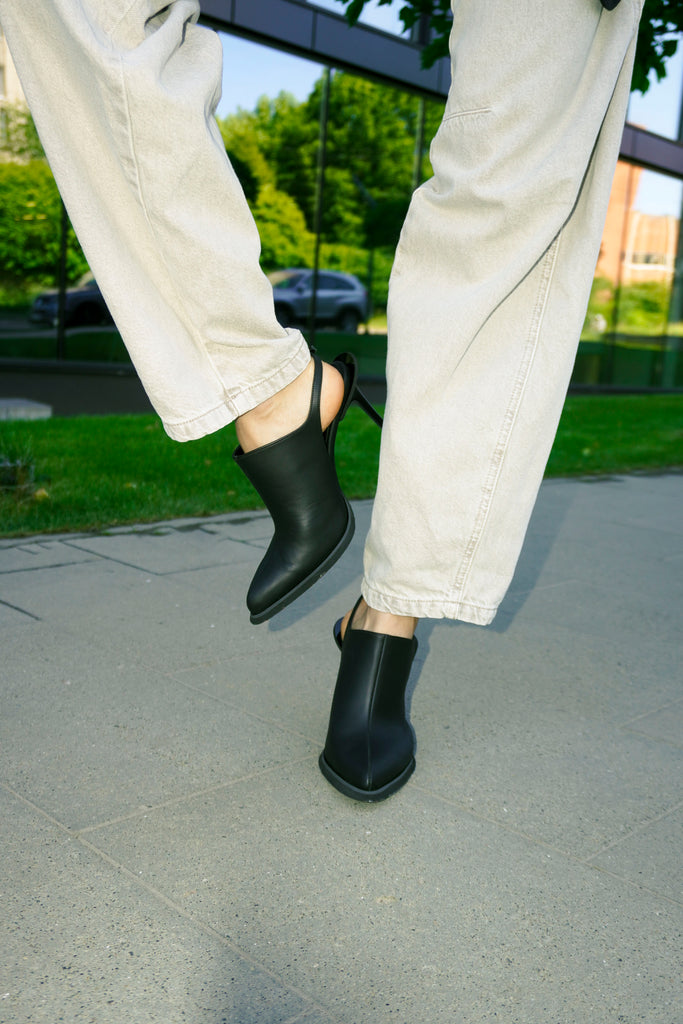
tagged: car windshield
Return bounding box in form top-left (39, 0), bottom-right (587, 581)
top-left (269, 271), bottom-right (305, 290)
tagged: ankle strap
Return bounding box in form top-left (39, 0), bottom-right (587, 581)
top-left (306, 354), bottom-right (323, 426)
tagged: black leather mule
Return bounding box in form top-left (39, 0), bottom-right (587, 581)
top-left (320, 616), bottom-right (418, 802)
top-left (234, 353), bottom-right (380, 624)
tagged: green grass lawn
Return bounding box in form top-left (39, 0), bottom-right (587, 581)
top-left (0, 395), bottom-right (681, 538)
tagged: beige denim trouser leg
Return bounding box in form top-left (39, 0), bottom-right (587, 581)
top-left (362, 0), bottom-right (643, 625)
top-left (0, 0), bottom-right (311, 440)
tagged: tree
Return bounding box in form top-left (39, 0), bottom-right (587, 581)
top-left (251, 184), bottom-right (315, 269)
top-left (218, 104), bottom-right (279, 196)
top-left (218, 72), bottom-right (442, 247)
top-left (335, 0), bottom-right (683, 94)
top-left (632, 0), bottom-right (683, 93)
top-left (0, 160), bottom-right (87, 288)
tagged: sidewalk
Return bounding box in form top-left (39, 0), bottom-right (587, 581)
top-left (1, 474), bottom-right (681, 1024)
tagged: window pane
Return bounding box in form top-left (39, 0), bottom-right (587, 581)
top-left (305, 0), bottom-right (409, 37)
top-left (627, 40), bottom-right (683, 141)
top-left (577, 163), bottom-right (683, 388)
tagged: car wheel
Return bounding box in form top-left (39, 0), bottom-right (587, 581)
top-left (337, 309), bottom-right (360, 334)
top-left (274, 303), bottom-right (295, 329)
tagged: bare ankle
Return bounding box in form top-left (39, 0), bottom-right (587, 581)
top-left (344, 598), bottom-right (417, 640)
top-left (235, 359), bottom-right (344, 454)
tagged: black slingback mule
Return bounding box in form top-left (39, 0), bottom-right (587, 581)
top-left (332, 594), bottom-right (363, 651)
top-left (319, 624), bottom-right (418, 802)
top-left (234, 353), bottom-right (380, 624)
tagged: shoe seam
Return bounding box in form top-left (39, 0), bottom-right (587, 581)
top-left (365, 636), bottom-right (388, 792)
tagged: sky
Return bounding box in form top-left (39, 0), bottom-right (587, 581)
top-left (216, 4), bottom-right (683, 218)
top-left (216, 1), bottom-right (405, 118)
top-left (627, 42), bottom-right (683, 217)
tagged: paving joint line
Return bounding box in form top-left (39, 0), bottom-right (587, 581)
top-left (621, 726), bottom-right (683, 748)
top-left (409, 781), bottom-right (681, 906)
top-left (160, 673), bottom-right (324, 748)
top-left (582, 798), bottom-right (683, 862)
top-left (72, 755), bottom-right (320, 835)
top-left (0, 598), bottom-right (41, 621)
top-left (619, 694), bottom-right (683, 728)
top-left (74, 830), bottom-right (342, 1022)
top-left (61, 537), bottom-right (267, 575)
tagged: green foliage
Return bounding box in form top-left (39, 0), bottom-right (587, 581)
top-left (319, 166), bottom-right (366, 245)
top-left (584, 278), bottom-right (673, 337)
top-left (218, 108), bottom-right (277, 193)
top-left (251, 183), bottom-right (315, 269)
top-left (632, 0), bottom-right (683, 94)
top-left (226, 150), bottom-right (259, 203)
top-left (583, 276), bottom-right (616, 338)
top-left (617, 280), bottom-right (671, 332)
top-left (342, 0), bottom-right (451, 67)
top-left (365, 196), bottom-right (411, 249)
top-left (0, 160), bottom-right (88, 287)
top-left (334, 0), bottom-right (683, 93)
top-left (216, 71), bottom-right (441, 302)
top-left (217, 71), bottom-right (442, 249)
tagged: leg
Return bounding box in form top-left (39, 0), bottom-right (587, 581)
top-left (363, 0), bottom-right (643, 625)
top-left (322, 0), bottom-right (643, 801)
top-left (0, 0), bottom-right (311, 438)
top-left (0, 0), bottom-right (370, 620)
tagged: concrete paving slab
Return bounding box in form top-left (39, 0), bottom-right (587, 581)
top-left (0, 475), bottom-right (680, 1024)
top-left (0, 396), bottom-right (52, 420)
top-left (84, 766), bottom-right (680, 1023)
top-left (0, 596), bottom-right (42, 626)
top-left (1, 789), bottom-right (324, 1024)
top-left (0, 538), bottom-right (98, 573)
top-left (593, 474), bottom-right (682, 537)
top-left (0, 627), bottom-right (316, 831)
top-left (621, 696), bottom-right (683, 747)
top-left (537, 474), bottom-right (683, 536)
top-left (0, 557), bottom-right (253, 666)
top-left (411, 629), bottom-right (681, 860)
top-left (67, 514), bottom-right (271, 575)
top-left (169, 628), bottom-right (346, 747)
top-left (587, 805), bottom-right (683, 903)
top-left (498, 568), bottom-right (677, 643)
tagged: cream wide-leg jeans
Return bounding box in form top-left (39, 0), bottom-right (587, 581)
top-left (363, 0), bottom-right (643, 624)
top-left (0, 0), bottom-right (312, 438)
top-left (0, 0), bottom-right (642, 625)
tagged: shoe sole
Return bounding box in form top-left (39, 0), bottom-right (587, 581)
top-left (318, 750), bottom-right (416, 802)
top-left (249, 502), bottom-right (355, 624)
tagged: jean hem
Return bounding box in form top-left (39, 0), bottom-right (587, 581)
top-left (362, 582), bottom-right (497, 626)
top-left (161, 336), bottom-right (311, 441)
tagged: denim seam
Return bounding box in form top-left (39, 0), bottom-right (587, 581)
top-left (115, 27), bottom-right (236, 405)
top-left (448, 233), bottom-right (562, 611)
top-left (442, 107), bottom-right (493, 123)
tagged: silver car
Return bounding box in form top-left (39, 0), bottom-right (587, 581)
top-left (29, 274), bottom-right (112, 329)
top-left (269, 269), bottom-right (368, 333)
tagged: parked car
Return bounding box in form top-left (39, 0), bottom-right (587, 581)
top-left (29, 274), bottom-right (112, 328)
top-left (269, 269), bottom-right (368, 333)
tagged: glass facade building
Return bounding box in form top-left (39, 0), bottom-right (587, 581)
top-left (1, 2), bottom-right (682, 391)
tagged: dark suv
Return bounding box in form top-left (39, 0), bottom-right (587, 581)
top-left (269, 269), bottom-right (368, 333)
top-left (29, 275), bottom-right (112, 328)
